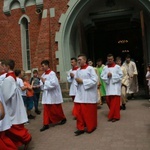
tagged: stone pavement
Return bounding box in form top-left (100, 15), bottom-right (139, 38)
top-left (20, 100), bottom-right (150, 150)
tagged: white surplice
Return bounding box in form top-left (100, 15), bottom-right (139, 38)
top-left (123, 61), bottom-right (138, 94)
top-left (101, 65), bottom-right (123, 96)
top-left (1, 76), bottom-right (28, 125)
top-left (67, 69), bottom-right (78, 96)
top-left (0, 90), bottom-right (12, 131)
top-left (74, 66), bottom-right (98, 103)
top-left (40, 71), bottom-right (63, 104)
top-left (0, 73), bottom-right (6, 87)
top-left (16, 77), bottom-right (26, 96)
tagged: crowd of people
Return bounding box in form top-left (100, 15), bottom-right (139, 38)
top-left (0, 59), bottom-right (67, 149)
top-left (67, 54), bottom-right (139, 135)
top-left (0, 53), bottom-right (142, 149)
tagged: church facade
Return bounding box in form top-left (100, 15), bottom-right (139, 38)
top-left (1, 0), bottom-right (150, 84)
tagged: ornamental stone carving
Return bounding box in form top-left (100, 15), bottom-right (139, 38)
top-left (3, 0), bottom-right (43, 15)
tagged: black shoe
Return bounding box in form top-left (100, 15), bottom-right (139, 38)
top-left (74, 130), bottom-right (85, 136)
top-left (58, 119), bottom-right (67, 125)
top-left (35, 109), bottom-right (41, 115)
top-left (40, 125), bottom-right (49, 132)
top-left (108, 118), bottom-right (113, 121)
top-left (24, 137), bottom-right (32, 150)
top-left (131, 94), bottom-right (135, 99)
top-left (112, 119), bottom-right (119, 122)
top-left (101, 96), bottom-right (106, 103)
top-left (122, 104), bottom-right (126, 110)
top-left (73, 117), bottom-right (77, 120)
top-left (28, 115), bottom-right (35, 119)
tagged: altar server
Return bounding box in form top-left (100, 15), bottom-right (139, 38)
top-left (101, 54), bottom-right (123, 122)
top-left (67, 57), bottom-right (78, 118)
top-left (40, 60), bottom-right (66, 132)
top-left (0, 90), bottom-right (17, 150)
top-left (74, 54), bottom-right (98, 136)
top-left (1, 59), bottom-right (31, 149)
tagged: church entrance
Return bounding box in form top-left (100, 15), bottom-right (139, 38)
top-left (86, 16), bottom-right (143, 66)
top-left (85, 13), bottom-right (145, 98)
top-left (57, 0), bottom-right (150, 99)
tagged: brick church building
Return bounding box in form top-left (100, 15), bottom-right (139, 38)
top-left (1, 0), bottom-right (150, 91)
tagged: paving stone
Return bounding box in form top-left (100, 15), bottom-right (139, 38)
top-left (19, 100), bottom-right (150, 150)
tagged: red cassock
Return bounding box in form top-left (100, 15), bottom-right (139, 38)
top-left (106, 96), bottom-right (120, 120)
top-left (75, 103), bottom-right (97, 133)
top-left (6, 124), bottom-right (31, 147)
top-left (0, 131), bottom-right (17, 150)
top-left (71, 96), bottom-right (77, 117)
top-left (43, 104), bottom-right (66, 125)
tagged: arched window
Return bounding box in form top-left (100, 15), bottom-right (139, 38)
top-left (10, 1), bottom-right (20, 10)
top-left (3, 0), bottom-right (43, 15)
top-left (19, 16), bottom-right (30, 70)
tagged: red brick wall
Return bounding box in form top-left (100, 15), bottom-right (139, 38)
top-left (0, 4), bottom-right (41, 69)
top-left (31, 0), bottom-right (69, 76)
top-left (42, 0), bottom-right (69, 72)
top-left (0, 1), bottom-right (9, 61)
top-left (0, 0), bottom-right (69, 75)
top-left (25, 5), bottom-right (42, 69)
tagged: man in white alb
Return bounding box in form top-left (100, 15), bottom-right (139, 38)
top-left (74, 54), bottom-right (98, 136)
top-left (123, 54), bottom-right (138, 99)
top-left (101, 54), bottom-right (123, 122)
top-left (40, 60), bottom-right (66, 132)
top-left (67, 57), bottom-right (78, 118)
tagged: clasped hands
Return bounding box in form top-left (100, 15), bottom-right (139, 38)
top-left (75, 78), bottom-right (83, 84)
top-left (107, 72), bottom-right (112, 78)
top-left (40, 77), bottom-right (46, 84)
top-left (70, 73), bottom-right (74, 78)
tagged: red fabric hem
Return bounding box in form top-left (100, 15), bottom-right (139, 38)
top-left (75, 103), bottom-right (97, 132)
top-left (0, 131), bottom-right (17, 150)
top-left (6, 124), bottom-right (31, 147)
top-left (43, 104), bottom-right (66, 125)
top-left (106, 96), bottom-right (120, 119)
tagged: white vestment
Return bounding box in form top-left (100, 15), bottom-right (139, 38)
top-left (146, 71), bottom-right (150, 86)
top-left (101, 65), bottom-right (123, 96)
top-left (1, 76), bottom-right (28, 125)
top-left (74, 66), bottom-right (98, 103)
top-left (123, 61), bottom-right (138, 94)
top-left (16, 77), bottom-right (26, 96)
top-left (146, 71), bottom-right (150, 95)
top-left (0, 73), bottom-right (6, 87)
top-left (0, 90), bottom-right (12, 131)
top-left (40, 71), bottom-right (63, 104)
top-left (121, 66), bottom-right (129, 87)
top-left (67, 69), bottom-right (78, 96)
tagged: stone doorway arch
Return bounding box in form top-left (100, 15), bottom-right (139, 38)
top-left (56, 0), bottom-right (150, 82)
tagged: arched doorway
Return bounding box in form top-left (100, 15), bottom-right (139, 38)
top-left (56, 0), bottom-right (150, 97)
